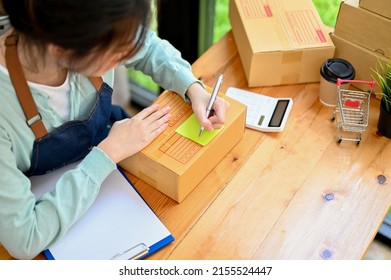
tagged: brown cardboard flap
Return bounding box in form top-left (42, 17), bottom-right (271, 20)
top-left (335, 1), bottom-right (391, 58)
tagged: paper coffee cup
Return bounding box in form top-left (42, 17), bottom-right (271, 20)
top-left (319, 58), bottom-right (355, 106)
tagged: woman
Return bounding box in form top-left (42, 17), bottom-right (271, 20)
top-left (0, 0), bottom-right (228, 259)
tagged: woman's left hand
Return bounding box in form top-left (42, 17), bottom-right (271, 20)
top-left (186, 82), bottom-right (230, 131)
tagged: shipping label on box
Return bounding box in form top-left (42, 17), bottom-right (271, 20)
top-left (360, 0), bottom-right (391, 19)
top-left (335, 0), bottom-right (391, 58)
top-left (229, 0), bottom-right (335, 87)
top-left (119, 90), bottom-right (246, 203)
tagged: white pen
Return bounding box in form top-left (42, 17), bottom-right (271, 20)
top-left (198, 74), bottom-right (223, 137)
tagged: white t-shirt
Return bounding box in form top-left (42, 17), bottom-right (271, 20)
top-left (0, 65), bottom-right (71, 121)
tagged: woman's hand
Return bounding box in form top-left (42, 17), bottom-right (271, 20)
top-left (186, 82), bottom-right (230, 131)
top-left (98, 104), bottom-right (171, 163)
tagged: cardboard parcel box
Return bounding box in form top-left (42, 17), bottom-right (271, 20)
top-left (119, 90), bottom-right (246, 203)
top-left (229, 0), bottom-right (335, 87)
top-left (360, 0), bottom-right (391, 19)
top-left (335, 0), bottom-right (391, 58)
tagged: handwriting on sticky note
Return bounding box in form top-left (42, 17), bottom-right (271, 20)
top-left (175, 113), bottom-right (222, 146)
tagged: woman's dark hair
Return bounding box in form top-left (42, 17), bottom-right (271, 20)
top-left (2, 0), bottom-right (151, 67)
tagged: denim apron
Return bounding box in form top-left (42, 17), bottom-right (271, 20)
top-left (5, 32), bottom-right (129, 176)
top-left (25, 82), bottom-right (130, 176)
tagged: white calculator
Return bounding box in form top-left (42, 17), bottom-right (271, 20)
top-left (226, 87), bottom-right (293, 132)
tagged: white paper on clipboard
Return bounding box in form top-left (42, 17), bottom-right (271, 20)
top-left (226, 87), bottom-right (293, 132)
top-left (30, 162), bottom-right (174, 260)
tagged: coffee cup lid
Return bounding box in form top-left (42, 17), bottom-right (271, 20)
top-left (320, 58), bottom-right (355, 83)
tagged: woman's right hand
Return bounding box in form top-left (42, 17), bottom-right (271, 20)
top-left (97, 104), bottom-right (171, 163)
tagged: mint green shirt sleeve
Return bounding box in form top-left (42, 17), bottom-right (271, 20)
top-left (123, 30), bottom-right (201, 101)
top-left (0, 29), bottom-right (201, 260)
top-left (0, 122), bottom-right (116, 259)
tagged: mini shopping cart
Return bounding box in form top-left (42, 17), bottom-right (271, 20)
top-left (331, 79), bottom-right (375, 144)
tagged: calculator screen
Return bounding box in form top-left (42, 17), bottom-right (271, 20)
top-left (269, 100), bottom-right (290, 127)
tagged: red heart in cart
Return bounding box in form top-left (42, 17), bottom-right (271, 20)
top-left (345, 99), bottom-right (360, 108)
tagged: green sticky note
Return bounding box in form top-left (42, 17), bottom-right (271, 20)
top-left (175, 113), bottom-right (222, 146)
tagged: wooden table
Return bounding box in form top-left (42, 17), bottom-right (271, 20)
top-left (1, 31), bottom-right (390, 260)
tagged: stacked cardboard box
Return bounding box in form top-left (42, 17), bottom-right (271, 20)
top-left (360, 0), bottom-right (391, 19)
top-left (229, 0), bottom-right (335, 87)
top-left (331, 0), bottom-right (391, 93)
